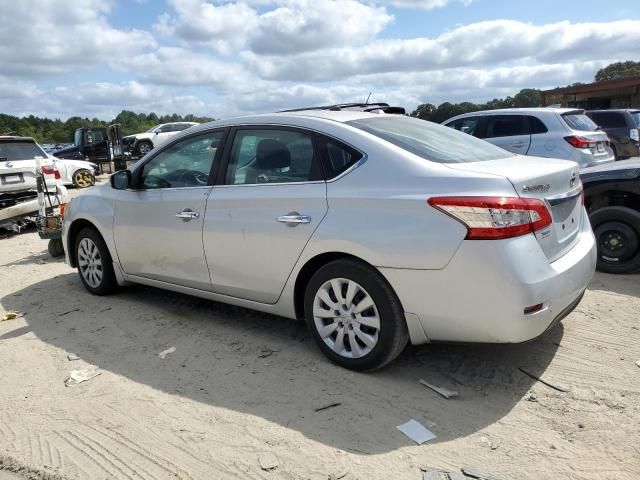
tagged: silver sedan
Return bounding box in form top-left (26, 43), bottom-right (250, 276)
top-left (61, 111), bottom-right (596, 370)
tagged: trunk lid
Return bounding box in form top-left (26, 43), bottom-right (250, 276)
top-left (446, 156), bottom-right (583, 262)
top-left (0, 159), bottom-right (57, 194)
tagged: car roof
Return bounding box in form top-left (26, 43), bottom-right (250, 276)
top-left (586, 109), bottom-right (638, 113)
top-left (442, 107), bottom-right (584, 124)
top-left (186, 110), bottom-right (392, 133)
top-left (0, 135), bottom-right (36, 142)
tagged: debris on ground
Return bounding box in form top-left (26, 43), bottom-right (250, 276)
top-left (328, 470), bottom-right (348, 480)
top-left (158, 347), bottom-right (176, 359)
top-left (518, 367), bottom-right (570, 393)
top-left (525, 392), bottom-right (537, 402)
top-left (422, 468), bottom-right (448, 480)
top-left (58, 308), bottom-right (80, 317)
top-left (314, 402), bottom-right (341, 412)
top-left (1, 311), bottom-right (24, 321)
top-left (258, 452), bottom-right (279, 471)
top-left (64, 366), bottom-right (101, 387)
top-left (396, 419), bottom-right (437, 444)
top-left (67, 353), bottom-right (80, 361)
top-left (461, 466), bottom-right (504, 480)
top-left (636, 360), bottom-right (640, 368)
top-left (258, 346), bottom-right (280, 358)
top-left (419, 379), bottom-right (459, 399)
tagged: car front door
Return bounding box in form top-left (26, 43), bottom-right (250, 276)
top-left (113, 129), bottom-right (227, 290)
top-left (483, 115), bottom-right (531, 154)
top-left (203, 127), bottom-right (328, 303)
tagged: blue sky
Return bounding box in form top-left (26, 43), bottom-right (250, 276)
top-left (1, 0), bottom-right (639, 120)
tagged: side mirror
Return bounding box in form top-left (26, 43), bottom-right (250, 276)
top-left (111, 170), bottom-right (131, 190)
top-left (155, 131), bottom-right (159, 135)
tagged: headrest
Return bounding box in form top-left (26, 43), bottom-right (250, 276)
top-left (256, 139), bottom-right (291, 170)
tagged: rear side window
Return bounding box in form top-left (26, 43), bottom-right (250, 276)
top-left (632, 112), bottom-right (640, 127)
top-left (446, 117), bottom-right (482, 137)
top-left (0, 141), bottom-right (47, 161)
top-left (347, 116), bottom-right (514, 164)
top-left (318, 137), bottom-right (363, 179)
top-left (562, 112), bottom-right (598, 131)
top-left (588, 112), bottom-right (627, 128)
top-left (528, 116), bottom-right (548, 134)
top-left (485, 115), bottom-right (530, 138)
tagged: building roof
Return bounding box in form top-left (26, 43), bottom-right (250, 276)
top-left (542, 77), bottom-right (640, 95)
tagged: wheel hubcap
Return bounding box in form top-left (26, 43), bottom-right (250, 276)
top-left (313, 278), bottom-right (380, 359)
top-left (77, 238), bottom-right (103, 288)
top-left (139, 143), bottom-right (151, 155)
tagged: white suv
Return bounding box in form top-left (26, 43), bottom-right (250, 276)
top-left (443, 108), bottom-right (615, 168)
top-left (123, 122), bottom-right (199, 157)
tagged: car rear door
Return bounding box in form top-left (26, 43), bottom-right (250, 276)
top-left (483, 115), bottom-right (531, 154)
top-left (113, 129), bottom-right (227, 290)
top-left (203, 126), bottom-right (328, 304)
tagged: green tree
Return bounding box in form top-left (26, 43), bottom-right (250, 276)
top-left (595, 61), bottom-right (640, 82)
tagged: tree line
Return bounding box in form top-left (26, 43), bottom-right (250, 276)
top-left (0, 110), bottom-right (214, 144)
top-left (410, 60), bottom-right (640, 122)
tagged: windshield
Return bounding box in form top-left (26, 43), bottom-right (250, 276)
top-left (0, 141), bottom-right (47, 161)
top-left (146, 125), bottom-right (160, 133)
top-left (562, 112), bottom-right (598, 131)
top-left (347, 116), bottom-right (514, 163)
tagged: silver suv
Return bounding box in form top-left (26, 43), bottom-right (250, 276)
top-left (443, 108), bottom-right (615, 168)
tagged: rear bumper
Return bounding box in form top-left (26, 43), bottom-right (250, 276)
top-left (380, 210), bottom-right (596, 344)
top-left (0, 186), bottom-right (68, 221)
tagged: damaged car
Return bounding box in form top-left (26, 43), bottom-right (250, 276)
top-left (0, 136), bottom-right (67, 228)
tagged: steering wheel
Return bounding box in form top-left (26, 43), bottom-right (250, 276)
top-left (176, 169), bottom-right (208, 186)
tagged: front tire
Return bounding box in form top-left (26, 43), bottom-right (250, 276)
top-left (74, 227), bottom-right (118, 295)
top-left (72, 168), bottom-right (95, 188)
top-left (136, 140), bottom-right (153, 156)
top-left (304, 259), bottom-right (409, 371)
top-left (591, 206), bottom-right (640, 274)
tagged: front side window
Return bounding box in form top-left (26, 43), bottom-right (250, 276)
top-left (225, 129), bottom-right (322, 185)
top-left (485, 115), bottom-right (530, 138)
top-left (447, 117), bottom-right (481, 137)
top-left (347, 116), bottom-right (514, 164)
top-left (0, 141), bottom-right (47, 161)
top-left (139, 131), bottom-right (224, 189)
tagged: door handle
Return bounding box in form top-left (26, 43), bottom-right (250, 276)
top-left (175, 209), bottom-right (200, 221)
top-left (511, 142), bottom-right (528, 148)
top-left (277, 214), bottom-right (311, 225)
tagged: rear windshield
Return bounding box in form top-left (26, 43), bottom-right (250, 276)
top-left (346, 116), bottom-right (514, 164)
top-left (631, 112), bottom-right (640, 128)
top-left (562, 112), bottom-right (598, 131)
top-left (0, 141), bottom-right (47, 161)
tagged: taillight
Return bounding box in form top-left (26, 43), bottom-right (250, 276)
top-left (59, 203), bottom-right (67, 220)
top-left (564, 136), bottom-right (596, 149)
top-left (428, 196), bottom-right (552, 240)
top-left (41, 166), bottom-right (61, 180)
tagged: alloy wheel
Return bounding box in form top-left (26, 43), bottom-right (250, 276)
top-left (74, 170), bottom-right (93, 188)
top-left (138, 143), bottom-right (151, 155)
top-left (312, 278), bottom-right (380, 359)
top-left (77, 237), bottom-right (103, 288)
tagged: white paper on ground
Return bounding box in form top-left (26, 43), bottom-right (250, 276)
top-left (396, 419), bottom-right (437, 444)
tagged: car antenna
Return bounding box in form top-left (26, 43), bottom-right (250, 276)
top-left (364, 92), bottom-right (372, 105)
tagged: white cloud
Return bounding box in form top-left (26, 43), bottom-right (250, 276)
top-left (154, 0), bottom-right (259, 53)
top-left (249, 0), bottom-right (393, 54)
top-left (0, 0), bottom-right (156, 76)
top-left (244, 19), bottom-right (640, 81)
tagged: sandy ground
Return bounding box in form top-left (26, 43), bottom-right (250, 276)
top-left (0, 223), bottom-right (639, 479)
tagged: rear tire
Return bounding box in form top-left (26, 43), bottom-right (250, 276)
top-left (590, 206), bottom-right (640, 274)
top-left (304, 259), bottom-right (409, 371)
top-left (74, 227), bottom-right (118, 295)
top-left (72, 168), bottom-right (95, 188)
